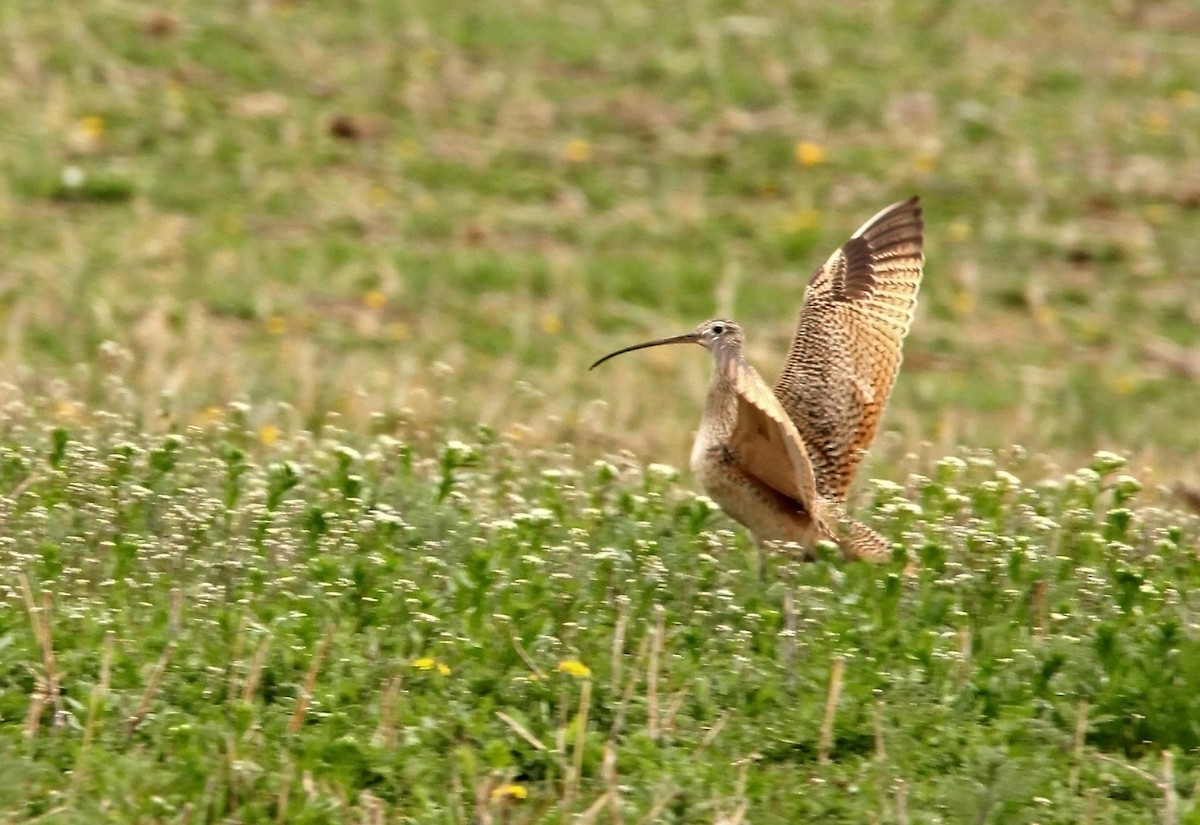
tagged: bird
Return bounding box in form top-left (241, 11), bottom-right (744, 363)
top-left (589, 197), bottom-right (924, 561)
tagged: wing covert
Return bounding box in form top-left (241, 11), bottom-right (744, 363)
top-left (716, 347), bottom-right (824, 522)
top-left (773, 197), bottom-right (925, 500)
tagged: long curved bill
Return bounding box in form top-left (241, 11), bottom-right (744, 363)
top-left (589, 332), bottom-right (700, 370)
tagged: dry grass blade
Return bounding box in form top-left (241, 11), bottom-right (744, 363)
top-left (226, 612), bottom-right (249, 703)
top-left (716, 803), bottom-right (747, 825)
top-left (781, 588), bottom-right (797, 675)
top-left (562, 678), bottom-right (593, 814)
top-left (714, 757), bottom-right (751, 824)
top-left (23, 670), bottom-right (49, 740)
top-left (660, 685), bottom-right (691, 738)
top-left (895, 779), bottom-right (909, 825)
top-left (1070, 697), bottom-right (1089, 793)
top-left (372, 675), bottom-right (403, 749)
top-left (634, 785), bottom-right (679, 825)
top-left (873, 694), bottom-right (886, 763)
top-left (818, 656), bottom-right (846, 764)
top-left (126, 641), bottom-right (178, 732)
top-left (1162, 751), bottom-right (1177, 825)
top-left (1031, 580), bottom-right (1047, 642)
top-left (497, 711), bottom-right (548, 751)
top-left (610, 635), bottom-right (650, 740)
top-left (1094, 753), bottom-right (1161, 786)
top-left (611, 599), bottom-right (630, 688)
top-left (80, 630), bottom-right (115, 755)
top-left (690, 710), bottom-right (731, 761)
top-left (275, 758), bottom-right (292, 825)
top-left (647, 605), bottom-right (665, 740)
top-left (473, 774), bottom-right (495, 825)
top-left (19, 573), bottom-right (60, 738)
top-left (576, 791), bottom-right (612, 825)
top-left (168, 586), bottom-right (184, 637)
top-left (241, 633), bottom-right (273, 703)
top-left (957, 626), bottom-right (972, 686)
top-left (287, 624), bottom-right (335, 734)
top-left (603, 742), bottom-right (622, 825)
top-left (5, 469), bottom-right (40, 510)
top-left (510, 634), bottom-right (547, 680)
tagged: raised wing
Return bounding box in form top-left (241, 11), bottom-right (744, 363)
top-left (715, 346), bottom-right (827, 528)
top-left (773, 197), bottom-right (925, 500)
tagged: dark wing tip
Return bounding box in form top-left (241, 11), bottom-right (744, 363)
top-left (840, 237), bottom-right (876, 300)
top-left (837, 197), bottom-right (924, 301)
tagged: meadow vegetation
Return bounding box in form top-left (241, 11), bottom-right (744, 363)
top-left (2, 0), bottom-right (1200, 821)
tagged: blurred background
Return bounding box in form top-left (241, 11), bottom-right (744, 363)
top-left (2, 0), bottom-right (1198, 481)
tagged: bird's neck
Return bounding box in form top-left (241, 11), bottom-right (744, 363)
top-left (698, 368), bottom-right (738, 442)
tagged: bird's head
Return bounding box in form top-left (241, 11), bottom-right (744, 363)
top-left (589, 318), bottom-right (744, 370)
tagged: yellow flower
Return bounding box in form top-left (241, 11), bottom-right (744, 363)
top-left (79, 116), bottom-right (105, 139)
top-left (491, 783), bottom-right (528, 801)
top-left (259, 423), bottom-right (280, 446)
top-left (398, 138), bottom-right (422, 160)
top-left (1032, 305), bottom-right (1058, 329)
top-left (948, 220), bottom-right (971, 242)
top-left (563, 138), bottom-right (592, 163)
top-left (1144, 110), bottom-right (1170, 136)
top-left (556, 660), bottom-right (591, 679)
top-left (1173, 89), bottom-right (1198, 110)
top-left (912, 152), bottom-right (936, 173)
top-left (951, 290), bottom-right (975, 316)
top-left (779, 208), bottom-right (819, 234)
top-left (1119, 55), bottom-right (1143, 79)
top-left (364, 290), bottom-right (387, 310)
top-left (54, 400), bottom-right (81, 421)
top-left (413, 657), bottom-right (451, 675)
top-left (794, 141), bottom-right (825, 167)
top-left (1111, 374), bottom-right (1137, 395)
top-left (539, 313), bottom-right (562, 335)
top-left (265, 315), bottom-right (287, 335)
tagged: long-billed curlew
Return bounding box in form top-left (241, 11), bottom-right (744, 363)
top-left (590, 197), bottom-right (924, 561)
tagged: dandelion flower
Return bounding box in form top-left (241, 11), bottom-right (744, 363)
top-left (539, 313), bottom-right (562, 335)
top-left (79, 116), bottom-right (105, 139)
top-left (794, 141), bottom-right (825, 166)
top-left (413, 657), bottom-right (451, 675)
top-left (563, 138), bottom-right (592, 163)
top-left (779, 208), bottom-right (820, 234)
top-left (912, 151), bottom-right (936, 173)
top-left (1144, 110), bottom-right (1170, 136)
top-left (491, 784), bottom-right (528, 801)
top-left (556, 660), bottom-right (591, 679)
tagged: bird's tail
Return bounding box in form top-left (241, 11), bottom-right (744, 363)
top-left (837, 518), bottom-right (893, 562)
top-left (823, 501), bottom-right (893, 562)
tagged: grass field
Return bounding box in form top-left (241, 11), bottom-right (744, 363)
top-left (3, 0), bottom-right (1200, 821)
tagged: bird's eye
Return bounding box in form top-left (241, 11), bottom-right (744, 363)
top-left (711, 324), bottom-right (725, 335)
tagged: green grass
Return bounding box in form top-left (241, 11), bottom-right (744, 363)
top-left (4, 0), bottom-right (1200, 821)
top-left (2, 401), bottom-right (1199, 822)
top-left (1, 0), bottom-right (1199, 467)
